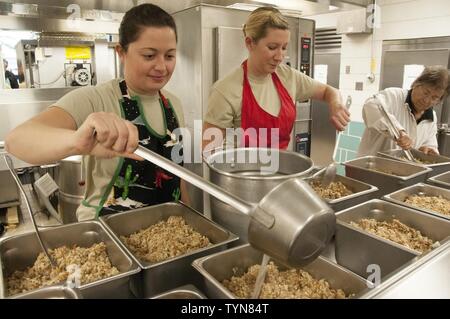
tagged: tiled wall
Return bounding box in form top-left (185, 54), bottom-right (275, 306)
top-left (335, 121), bottom-right (365, 175)
top-left (308, 0), bottom-right (450, 173)
top-left (335, 121), bottom-right (365, 162)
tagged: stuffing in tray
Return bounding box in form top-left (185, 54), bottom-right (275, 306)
top-left (399, 156), bottom-right (433, 164)
top-left (223, 261), bottom-right (349, 299)
top-left (120, 215), bottom-right (211, 263)
top-left (350, 218), bottom-right (438, 253)
top-left (7, 242), bottom-right (119, 296)
top-left (309, 180), bottom-right (353, 200)
top-left (404, 194), bottom-right (450, 216)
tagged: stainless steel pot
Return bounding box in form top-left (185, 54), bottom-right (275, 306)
top-left (57, 155), bottom-right (85, 223)
top-left (205, 148), bottom-right (314, 243)
top-left (134, 146), bottom-right (335, 267)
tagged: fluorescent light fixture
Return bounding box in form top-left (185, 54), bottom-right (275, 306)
top-left (227, 3), bottom-right (264, 11)
top-left (329, 5), bottom-right (339, 10)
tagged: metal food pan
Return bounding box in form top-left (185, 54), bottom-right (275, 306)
top-left (343, 156), bottom-right (431, 197)
top-left (0, 221), bottom-right (141, 299)
top-left (383, 183), bottom-right (450, 221)
top-left (151, 284), bottom-right (206, 299)
top-left (192, 244), bottom-right (370, 299)
top-left (428, 171), bottom-right (450, 190)
top-left (99, 202), bottom-right (238, 298)
top-left (359, 240), bottom-right (450, 299)
top-left (378, 148), bottom-right (450, 177)
top-left (335, 199), bottom-right (450, 279)
top-left (304, 174), bottom-right (379, 212)
top-left (9, 285), bottom-right (82, 299)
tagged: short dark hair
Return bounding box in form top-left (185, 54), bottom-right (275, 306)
top-left (119, 3), bottom-right (177, 51)
top-left (412, 65), bottom-right (449, 95)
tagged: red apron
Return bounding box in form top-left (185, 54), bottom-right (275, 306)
top-left (240, 60), bottom-right (296, 149)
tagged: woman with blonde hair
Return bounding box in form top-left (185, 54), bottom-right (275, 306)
top-left (203, 6), bottom-right (350, 151)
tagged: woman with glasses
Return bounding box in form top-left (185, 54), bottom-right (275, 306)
top-left (358, 65), bottom-right (449, 156)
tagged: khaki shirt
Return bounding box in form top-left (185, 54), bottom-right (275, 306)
top-left (53, 79), bottom-right (185, 221)
top-left (204, 63), bottom-right (316, 129)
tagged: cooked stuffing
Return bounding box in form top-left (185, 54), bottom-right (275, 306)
top-left (369, 167), bottom-right (406, 176)
top-left (7, 242), bottom-right (119, 296)
top-left (404, 194), bottom-right (450, 216)
top-left (222, 261), bottom-right (348, 299)
top-left (120, 215), bottom-right (211, 263)
top-left (350, 218), bottom-right (437, 253)
top-left (399, 156), bottom-right (433, 164)
top-left (310, 180), bottom-right (353, 200)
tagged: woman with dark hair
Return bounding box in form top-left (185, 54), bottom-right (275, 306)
top-left (358, 65), bottom-right (449, 156)
top-left (5, 4), bottom-right (189, 220)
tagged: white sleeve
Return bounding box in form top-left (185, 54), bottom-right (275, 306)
top-left (362, 94), bottom-right (406, 138)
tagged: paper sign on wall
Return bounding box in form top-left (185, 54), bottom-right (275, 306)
top-left (65, 47), bottom-right (91, 60)
top-left (314, 64), bottom-right (328, 84)
top-left (402, 64), bottom-right (424, 89)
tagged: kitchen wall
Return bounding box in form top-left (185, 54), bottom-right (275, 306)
top-left (308, 0), bottom-right (450, 162)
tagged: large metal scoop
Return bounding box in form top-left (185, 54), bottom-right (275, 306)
top-left (2, 154), bottom-right (56, 267)
top-left (135, 146), bottom-right (335, 267)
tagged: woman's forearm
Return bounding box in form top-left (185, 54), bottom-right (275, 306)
top-left (5, 107), bottom-right (79, 165)
top-left (5, 120), bottom-right (78, 165)
top-left (323, 85), bottom-right (343, 108)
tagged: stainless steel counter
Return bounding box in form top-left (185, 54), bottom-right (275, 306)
top-left (1, 181), bottom-right (449, 298)
top-left (360, 240), bottom-right (450, 298)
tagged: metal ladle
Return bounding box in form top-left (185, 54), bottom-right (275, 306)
top-left (321, 96), bottom-right (352, 186)
top-left (2, 154), bottom-right (56, 267)
top-left (135, 145), bottom-right (335, 267)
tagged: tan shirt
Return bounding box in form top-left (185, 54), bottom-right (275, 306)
top-left (53, 79), bottom-right (185, 221)
top-left (205, 63), bottom-right (316, 129)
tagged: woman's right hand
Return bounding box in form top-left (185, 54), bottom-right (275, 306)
top-left (73, 112), bottom-right (142, 160)
top-left (396, 130), bottom-right (413, 150)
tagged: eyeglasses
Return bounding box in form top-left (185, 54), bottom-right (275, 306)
top-left (419, 85), bottom-right (444, 103)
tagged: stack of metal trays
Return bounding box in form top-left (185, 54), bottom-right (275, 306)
top-left (9, 286), bottom-right (82, 299)
top-left (427, 171), bottom-right (450, 189)
top-left (335, 199), bottom-right (450, 280)
top-left (99, 202), bottom-right (238, 298)
top-left (378, 148), bottom-right (450, 177)
top-left (192, 244), bottom-right (371, 299)
top-left (343, 156), bottom-right (432, 197)
top-left (151, 284), bottom-right (206, 299)
top-left (0, 221), bottom-right (141, 299)
top-left (383, 183), bottom-right (450, 221)
top-left (304, 174), bottom-right (378, 212)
